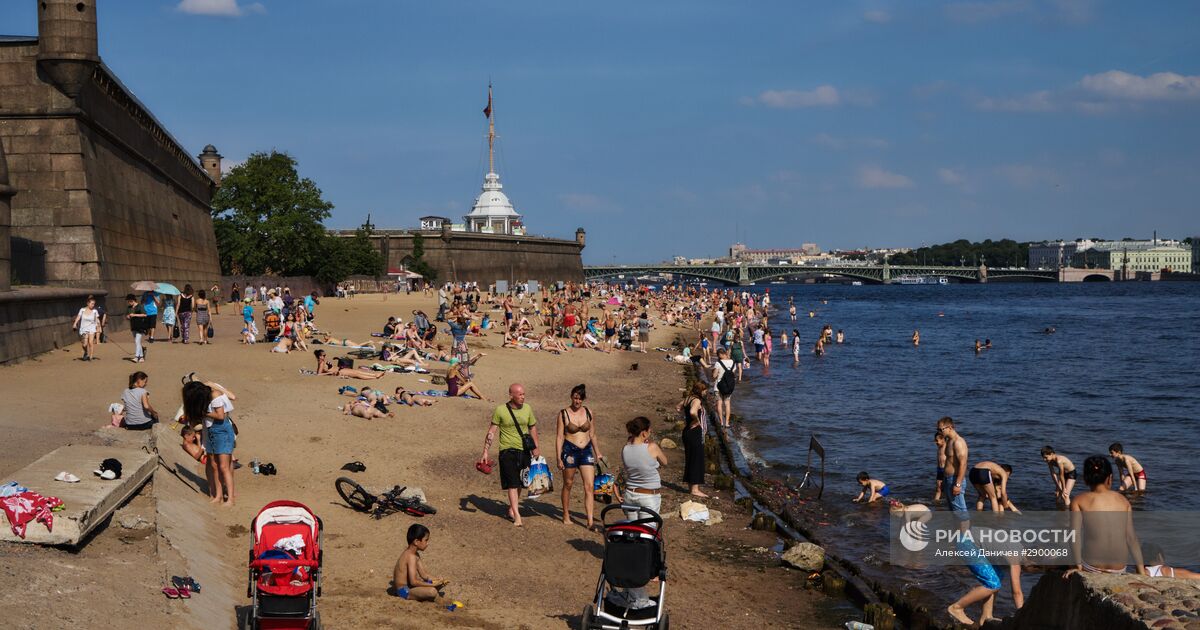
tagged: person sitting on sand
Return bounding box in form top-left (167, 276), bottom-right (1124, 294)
top-left (1141, 542), bottom-right (1200, 580)
top-left (853, 472), bottom-right (890, 503)
top-left (573, 329), bottom-right (599, 350)
top-left (422, 344), bottom-right (452, 362)
top-left (320, 333), bottom-right (376, 349)
top-left (445, 359), bottom-right (488, 400)
top-left (181, 425), bottom-right (207, 465)
top-left (314, 349), bottom-right (384, 380)
top-left (392, 524), bottom-right (452, 603)
top-left (540, 332), bottom-right (570, 354)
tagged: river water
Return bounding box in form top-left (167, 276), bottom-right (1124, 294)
top-left (726, 281), bottom-right (1200, 615)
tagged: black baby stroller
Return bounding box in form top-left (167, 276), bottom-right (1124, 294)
top-left (616, 326), bottom-right (634, 352)
top-left (581, 504), bottom-right (668, 630)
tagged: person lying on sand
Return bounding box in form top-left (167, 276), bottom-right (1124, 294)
top-left (314, 349), bottom-right (384, 380)
top-left (320, 333), bottom-right (376, 349)
top-left (393, 386), bottom-right (437, 407)
top-left (343, 394), bottom-right (391, 419)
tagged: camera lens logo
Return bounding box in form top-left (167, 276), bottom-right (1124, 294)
top-left (899, 520), bottom-right (931, 552)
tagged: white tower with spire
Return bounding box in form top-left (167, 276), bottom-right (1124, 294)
top-left (464, 84), bottom-right (523, 235)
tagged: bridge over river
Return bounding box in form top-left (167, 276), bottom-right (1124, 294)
top-left (583, 263), bottom-right (1060, 285)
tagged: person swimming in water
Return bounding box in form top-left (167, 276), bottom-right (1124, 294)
top-left (912, 330), bottom-right (921, 346)
top-left (835, 329), bottom-right (844, 344)
top-left (853, 472), bottom-right (890, 503)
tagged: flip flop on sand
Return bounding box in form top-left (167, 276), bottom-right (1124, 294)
top-left (162, 587), bottom-right (183, 599)
top-left (340, 461), bottom-right (366, 473)
top-left (172, 575), bottom-right (201, 593)
top-left (53, 472), bottom-right (81, 483)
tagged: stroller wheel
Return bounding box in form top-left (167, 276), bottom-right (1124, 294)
top-left (579, 604), bottom-right (594, 630)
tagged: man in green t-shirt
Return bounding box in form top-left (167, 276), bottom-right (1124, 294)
top-left (479, 383), bottom-right (541, 527)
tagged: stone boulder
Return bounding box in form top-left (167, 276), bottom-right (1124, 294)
top-left (659, 438), bottom-right (677, 450)
top-left (781, 542), bottom-right (825, 572)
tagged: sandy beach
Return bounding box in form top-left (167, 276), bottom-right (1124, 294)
top-left (0, 292), bottom-right (829, 629)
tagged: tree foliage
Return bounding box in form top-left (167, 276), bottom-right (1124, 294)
top-left (211, 151), bottom-right (382, 282)
top-left (887, 239), bottom-right (1031, 267)
top-left (408, 232), bottom-right (438, 283)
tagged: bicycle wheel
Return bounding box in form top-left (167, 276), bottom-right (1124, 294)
top-left (335, 477), bottom-right (375, 512)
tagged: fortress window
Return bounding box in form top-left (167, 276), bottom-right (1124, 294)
top-left (77, 2), bottom-right (85, 11)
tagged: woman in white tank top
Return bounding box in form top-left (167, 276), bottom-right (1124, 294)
top-left (621, 416), bottom-right (668, 523)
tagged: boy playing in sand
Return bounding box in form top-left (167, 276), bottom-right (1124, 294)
top-left (181, 425), bottom-right (206, 464)
top-left (853, 472), bottom-right (890, 503)
top-left (1108, 443), bottom-right (1147, 494)
top-left (393, 524), bottom-right (452, 603)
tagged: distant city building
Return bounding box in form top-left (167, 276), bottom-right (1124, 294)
top-left (1071, 242), bottom-right (1191, 273)
top-left (1193, 238), bottom-right (1199, 274)
top-left (729, 242), bottom-right (821, 262)
top-left (419, 215), bottom-right (451, 230)
top-left (1028, 240), bottom-right (1095, 270)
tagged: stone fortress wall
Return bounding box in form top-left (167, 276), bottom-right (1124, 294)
top-left (0, 0), bottom-right (221, 362)
top-left (336, 226), bottom-right (586, 287)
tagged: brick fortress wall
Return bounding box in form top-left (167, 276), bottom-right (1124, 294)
top-left (0, 37), bottom-right (220, 332)
top-left (343, 229), bottom-right (585, 286)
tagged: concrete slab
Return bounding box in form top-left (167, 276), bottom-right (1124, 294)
top-left (0, 444), bottom-right (156, 545)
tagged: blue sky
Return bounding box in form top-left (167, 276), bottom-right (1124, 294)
top-left (4, 1), bottom-right (1198, 263)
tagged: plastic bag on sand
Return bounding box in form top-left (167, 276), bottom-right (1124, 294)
top-left (680, 500), bottom-right (709, 522)
top-left (523, 456), bottom-right (553, 498)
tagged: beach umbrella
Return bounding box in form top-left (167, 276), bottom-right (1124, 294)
top-left (155, 282), bottom-right (182, 295)
top-left (130, 280), bottom-right (158, 291)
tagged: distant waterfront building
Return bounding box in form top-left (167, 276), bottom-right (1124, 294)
top-left (1193, 238), bottom-right (1199, 273)
top-left (1028, 240), bottom-right (1095, 270)
top-left (1071, 242), bottom-right (1192, 273)
top-left (730, 242), bottom-right (821, 262)
top-left (419, 216), bottom-right (451, 230)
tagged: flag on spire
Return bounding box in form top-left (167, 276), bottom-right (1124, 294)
top-left (483, 85), bottom-right (492, 119)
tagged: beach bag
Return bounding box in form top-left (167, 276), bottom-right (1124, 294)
top-left (522, 456), bottom-right (553, 497)
top-left (207, 322), bottom-right (215, 339)
top-left (717, 359), bottom-right (736, 396)
top-left (680, 500), bottom-right (710, 522)
top-left (172, 325), bottom-right (180, 339)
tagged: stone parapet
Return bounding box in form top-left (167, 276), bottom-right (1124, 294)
top-left (994, 570), bottom-right (1200, 630)
top-left (0, 286), bottom-right (104, 363)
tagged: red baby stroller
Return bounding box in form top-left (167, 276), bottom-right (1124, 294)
top-left (244, 501), bottom-right (323, 630)
top-left (581, 504), bottom-right (669, 629)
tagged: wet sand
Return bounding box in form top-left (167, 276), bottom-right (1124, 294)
top-left (0, 293), bottom-right (826, 629)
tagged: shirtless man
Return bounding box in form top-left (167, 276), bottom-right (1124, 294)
top-left (970, 461), bottom-right (1020, 513)
top-left (1041, 445), bottom-right (1076, 509)
top-left (1108, 443), bottom-right (1147, 494)
top-left (937, 417), bottom-right (970, 526)
top-left (1066, 455), bottom-right (1145, 576)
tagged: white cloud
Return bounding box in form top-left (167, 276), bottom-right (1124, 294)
top-left (747, 86), bottom-right (874, 109)
top-left (755, 86), bottom-right (841, 108)
top-left (863, 9), bottom-right (891, 23)
top-left (944, 0), bottom-right (1093, 24)
top-left (973, 90), bottom-right (1056, 112)
top-left (937, 167), bottom-right (965, 185)
top-left (995, 164), bottom-right (1061, 189)
top-left (1079, 70), bottom-right (1200, 102)
top-left (858, 165), bottom-right (914, 189)
top-left (813, 133), bottom-right (889, 150)
top-left (177, 0), bottom-right (265, 17)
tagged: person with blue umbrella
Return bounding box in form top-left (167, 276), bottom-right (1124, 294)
top-left (157, 283), bottom-right (181, 343)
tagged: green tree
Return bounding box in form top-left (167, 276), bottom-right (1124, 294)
top-left (211, 151), bottom-right (335, 275)
top-left (408, 232), bottom-right (438, 283)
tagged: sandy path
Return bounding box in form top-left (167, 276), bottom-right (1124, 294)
top-left (1, 293), bottom-right (825, 629)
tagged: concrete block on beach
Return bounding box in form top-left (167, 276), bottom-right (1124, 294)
top-left (0, 444), bottom-right (155, 545)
